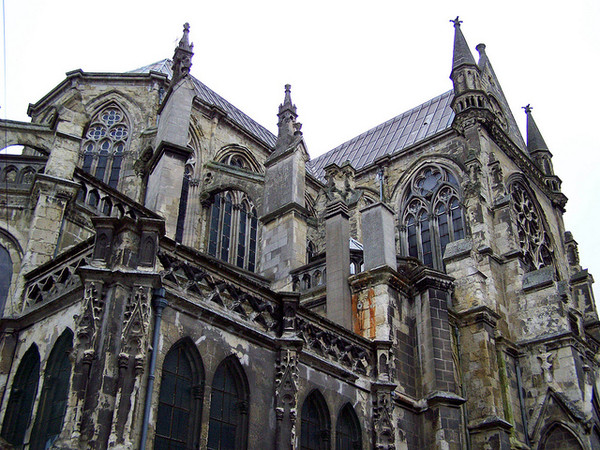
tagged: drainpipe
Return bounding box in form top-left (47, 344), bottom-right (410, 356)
top-left (454, 325), bottom-right (471, 450)
top-left (515, 358), bottom-right (531, 448)
top-left (139, 287), bottom-right (168, 450)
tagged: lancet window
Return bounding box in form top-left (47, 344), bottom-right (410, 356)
top-left (30, 329), bottom-right (73, 450)
top-left (207, 357), bottom-right (249, 450)
top-left (1, 345), bottom-right (40, 446)
top-left (336, 403), bottom-right (361, 450)
top-left (401, 165), bottom-right (465, 270)
top-left (207, 190), bottom-right (258, 272)
top-left (155, 340), bottom-right (204, 449)
top-left (509, 181), bottom-right (553, 271)
top-left (81, 104), bottom-right (130, 189)
top-left (300, 390), bottom-right (330, 450)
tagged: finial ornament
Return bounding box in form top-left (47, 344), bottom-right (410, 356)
top-left (523, 104), bottom-right (533, 114)
top-left (451, 16), bottom-right (463, 27)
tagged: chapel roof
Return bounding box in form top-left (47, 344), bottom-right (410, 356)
top-left (307, 90), bottom-right (455, 180)
top-left (131, 59), bottom-right (278, 149)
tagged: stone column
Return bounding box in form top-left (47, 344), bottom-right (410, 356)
top-left (325, 200), bottom-right (351, 329)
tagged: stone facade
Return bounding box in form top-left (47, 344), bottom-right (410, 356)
top-left (0, 21), bottom-right (598, 449)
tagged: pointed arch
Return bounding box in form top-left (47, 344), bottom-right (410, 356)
top-left (30, 329), bottom-right (73, 450)
top-left (207, 355), bottom-right (249, 450)
top-left (335, 403), bottom-right (361, 450)
top-left (538, 422), bottom-right (583, 449)
top-left (399, 164), bottom-right (466, 270)
top-left (155, 338), bottom-right (204, 449)
top-left (206, 189), bottom-right (258, 272)
top-left (80, 102), bottom-right (130, 190)
top-left (214, 145), bottom-right (262, 174)
top-left (300, 389), bottom-right (331, 450)
top-left (1, 344), bottom-right (40, 446)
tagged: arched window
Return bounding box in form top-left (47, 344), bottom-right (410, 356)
top-left (509, 180), bottom-right (553, 271)
top-left (30, 329), bottom-right (73, 450)
top-left (0, 244), bottom-right (12, 315)
top-left (207, 191), bottom-right (258, 272)
top-left (1, 345), bottom-right (40, 446)
top-left (540, 423), bottom-right (583, 449)
top-left (300, 390), bottom-right (330, 450)
top-left (81, 104), bottom-right (129, 189)
top-left (155, 339), bottom-right (204, 449)
top-left (207, 357), bottom-right (249, 450)
top-left (401, 165), bottom-right (465, 270)
top-left (336, 403), bottom-right (361, 450)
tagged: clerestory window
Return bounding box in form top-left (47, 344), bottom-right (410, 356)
top-left (81, 104), bottom-right (129, 189)
top-left (401, 165), bottom-right (465, 270)
top-left (207, 190), bottom-right (258, 272)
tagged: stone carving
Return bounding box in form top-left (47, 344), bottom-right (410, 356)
top-left (121, 286), bottom-right (152, 361)
top-left (158, 251), bottom-right (279, 333)
top-left (76, 281), bottom-right (105, 355)
top-left (538, 350), bottom-right (556, 383)
top-left (296, 317), bottom-right (371, 375)
top-left (25, 248), bottom-right (92, 306)
top-left (510, 182), bottom-right (553, 270)
top-left (373, 388), bottom-right (395, 449)
top-left (275, 347), bottom-right (299, 448)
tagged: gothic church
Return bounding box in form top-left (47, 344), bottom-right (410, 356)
top-left (0, 20), bottom-right (598, 449)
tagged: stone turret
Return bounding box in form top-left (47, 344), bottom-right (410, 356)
top-left (260, 85), bottom-right (309, 291)
top-left (449, 17), bottom-right (486, 116)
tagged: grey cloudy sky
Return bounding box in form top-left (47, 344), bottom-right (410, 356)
top-left (2, 0), bottom-right (599, 295)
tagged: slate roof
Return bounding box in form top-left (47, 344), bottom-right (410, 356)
top-left (131, 59), bottom-right (277, 149)
top-left (308, 90), bottom-right (455, 180)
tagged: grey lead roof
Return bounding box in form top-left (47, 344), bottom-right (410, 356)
top-left (133, 60), bottom-right (455, 181)
top-left (131, 59), bottom-right (277, 149)
top-left (308, 90), bottom-right (455, 180)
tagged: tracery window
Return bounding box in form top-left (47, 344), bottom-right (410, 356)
top-left (401, 165), bottom-right (465, 270)
top-left (1, 345), bottom-right (40, 446)
top-left (155, 340), bottom-right (204, 449)
top-left (300, 390), bottom-right (330, 450)
top-left (207, 190), bottom-right (258, 272)
top-left (207, 357), bottom-right (249, 450)
top-left (336, 403), bottom-right (361, 450)
top-left (81, 104), bottom-right (129, 189)
top-left (509, 181), bottom-right (553, 271)
top-left (30, 329), bottom-right (73, 450)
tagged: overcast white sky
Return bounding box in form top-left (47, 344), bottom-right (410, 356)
top-left (1, 0), bottom-right (599, 297)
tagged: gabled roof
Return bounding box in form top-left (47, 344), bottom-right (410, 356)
top-left (308, 90), bottom-right (455, 180)
top-left (131, 59), bottom-right (277, 149)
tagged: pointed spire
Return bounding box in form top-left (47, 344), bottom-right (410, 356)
top-left (523, 104), bottom-right (549, 152)
top-left (450, 16), bottom-right (477, 73)
top-left (273, 84), bottom-right (302, 153)
top-left (172, 23), bottom-right (194, 84)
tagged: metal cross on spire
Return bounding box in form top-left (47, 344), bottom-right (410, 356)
top-left (450, 16), bottom-right (463, 27)
top-left (522, 104), bottom-right (533, 114)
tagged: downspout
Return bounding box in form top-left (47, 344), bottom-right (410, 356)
top-left (515, 358), bottom-right (531, 448)
top-left (454, 325), bottom-right (471, 450)
top-left (139, 287), bottom-right (168, 450)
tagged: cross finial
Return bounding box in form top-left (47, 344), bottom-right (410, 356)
top-left (183, 22), bottom-right (190, 32)
top-left (522, 104), bottom-right (533, 114)
top-left (451, 16), bottom-right (462, 28)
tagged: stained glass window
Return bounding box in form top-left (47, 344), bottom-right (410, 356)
top-left (1, 345), bottom-right (40, 446)
top-left (30, 330), bottom-right (73, 450)
top-left (335, 404), bottom-right (361, 450)
top-left (155, 341), bottom-right (203, 450)
top-left (80, 104), bottom-right (129, 189)
top-left (207, 358), bottom-right (248, 450)
top-left (300, 391), bottom-right (330, 450)
top-left (401, 165), bottom-right (465, 270)
top-left (207, 191), bottom-right (258, 272)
